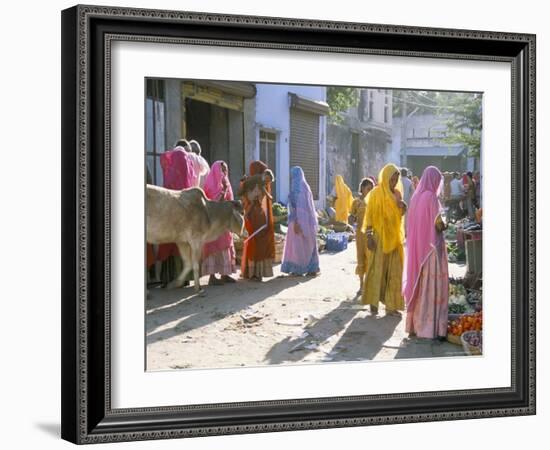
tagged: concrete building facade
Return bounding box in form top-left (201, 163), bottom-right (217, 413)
top-left (253, 83), bottom-right (328, 206)
top-left (326, 88), bottom-right (394, 196)
top-left (145, 79), bottom-right (329, 207)
top-left (392, 113), bottom-right (478, 178)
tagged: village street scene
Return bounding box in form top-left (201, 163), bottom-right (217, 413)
top-left (146, 79), bottom-right (483, 371)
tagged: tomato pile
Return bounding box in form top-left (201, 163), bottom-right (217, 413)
top-left (447, 311), bottom-right (483, 336)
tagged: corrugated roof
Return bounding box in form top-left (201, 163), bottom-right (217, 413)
top-left (405, 145), bottom-right (466, 157)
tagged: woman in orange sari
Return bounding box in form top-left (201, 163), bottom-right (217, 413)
top-left (240, 161), bottom-right (276, 281)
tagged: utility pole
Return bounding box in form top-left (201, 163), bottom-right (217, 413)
top-left (400, 92), bottom-right (407, 167)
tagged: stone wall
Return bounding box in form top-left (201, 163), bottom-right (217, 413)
top-left (327, 124), bottom-right (393, 195)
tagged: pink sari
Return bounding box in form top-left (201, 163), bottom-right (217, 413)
top-left (403, 166), bottom-right (449, 338)
top-left (156, 148), bottom-right (195, 262)
top-left (160, 147), bottom-right (195, 190)
top-left (201, 161), bottom-right (236, 276)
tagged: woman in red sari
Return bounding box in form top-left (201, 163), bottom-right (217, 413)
top-left (240, 161), bottom-right (275, 281)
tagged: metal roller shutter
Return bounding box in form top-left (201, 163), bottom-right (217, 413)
top-left (290, 109), bottom-right (320, 199)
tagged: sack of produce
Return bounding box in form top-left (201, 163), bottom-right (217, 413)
top-left (325, 232), bottom-right (348, 252)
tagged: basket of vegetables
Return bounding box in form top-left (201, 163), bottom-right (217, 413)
top-left (447, 311), bottom-right (483, 346)
top-left (461, 330), bottom-right (482, 355)
top-left (448, 283), bottom-right (474, 315)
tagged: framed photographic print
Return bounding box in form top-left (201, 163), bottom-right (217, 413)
top-left (61, 4), bottom-right (536, 444)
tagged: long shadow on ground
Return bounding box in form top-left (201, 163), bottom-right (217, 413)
top-left (146, 275), bottom-right (310, 344)
top-left (327, 314), bottom-right (401, 362)
top-left (263, 298), bottom-right (362, 365)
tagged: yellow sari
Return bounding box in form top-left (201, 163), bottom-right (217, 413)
top-left (361, 164), bottom-right (405, 311)
top-left (334, 175), bottom-right (354, 223)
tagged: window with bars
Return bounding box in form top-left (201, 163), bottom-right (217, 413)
top-left (259, 130), bottom-right (277, 200)
top-left (145, 79), bottom-right (166, 186)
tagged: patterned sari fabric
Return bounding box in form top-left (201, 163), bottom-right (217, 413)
top-left (361, 164), bottom-right (405, 311)
top-left (403, 166), bottom-right (449, 338)
top-left (334, 175), bottom-right (354, 223)
top-left (281, 166), bottom-right (320, 275)
top-left (201, 161), bottom-right (236, 276)
top-left (405, 244), bottom-right (449, 338)
top-left (240, 161), bottom-right (275, 279)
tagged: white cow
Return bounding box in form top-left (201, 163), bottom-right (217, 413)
top-left (147, 185), bottom-right (243, 291)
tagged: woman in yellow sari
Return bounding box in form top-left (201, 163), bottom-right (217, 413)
top-left (334, 175), bottom-right (354, 223)
top-left (362, 164), bottom-right (407, 315)
top-left (350, 177), bottom-right (375, 294)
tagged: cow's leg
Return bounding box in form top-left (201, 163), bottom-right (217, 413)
top-left (167, 242), bottom-right (192, 289)
top-left (190, 244), bottom-right (203, 292)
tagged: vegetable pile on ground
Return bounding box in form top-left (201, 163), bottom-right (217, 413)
top-left (272, 203), bottom-right (338, 251)
top-left (448, 311), bottom-right (483, 338)
top-left (447, 241), bottom-right (465, 262)
top-left (445, 223), bottom-right (458, 241)
top-left (448, 281), bottom-right (473, 314)
top-left (272, 203), bottom-right (288, 217)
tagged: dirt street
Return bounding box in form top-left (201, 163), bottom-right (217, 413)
top-left (146, 243), bottom-right (467, 371)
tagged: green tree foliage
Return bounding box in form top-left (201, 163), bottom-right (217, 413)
top-left (393, 90), bottom-right (482, 156)
top-left (437, 93), bottom-right (482, 157)
top-left (327, 87), bottom-right (359, 124)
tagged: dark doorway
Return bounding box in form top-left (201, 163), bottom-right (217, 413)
top-left (184, 98), bottom-right (245, 192)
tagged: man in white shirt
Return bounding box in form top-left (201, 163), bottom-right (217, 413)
top-left (400, 168), bottom-right (414, 237)
top-left (450, 172), bottom-right (464, 199)
top-left (400, 168), bottom-right (414, 205)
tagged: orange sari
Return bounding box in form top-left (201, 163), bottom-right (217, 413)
top-left (240, 161), bottom-right (275, 278)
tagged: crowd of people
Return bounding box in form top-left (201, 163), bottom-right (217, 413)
top-left (147, 139), bottom-right (481, 341)
top-left (335, 163), bottom-right (481, 339)
top-left (444, 170), bottom-right (482, 219)
top-left (146, 140), bottom-right (321, 288)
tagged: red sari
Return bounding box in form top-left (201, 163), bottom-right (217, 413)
top-left (240, 161), bottom-right (275, 279)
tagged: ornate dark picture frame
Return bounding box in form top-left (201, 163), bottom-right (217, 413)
top-left (61, 4), bottom-right (536, 444)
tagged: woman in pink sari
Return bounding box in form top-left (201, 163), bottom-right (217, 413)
top-left (281, 166), bottom-right (320, 276)
top-left (201, 161), bottom-right (237, 285)
top-left (403, 166), bottom-right (449, 339)
top-left (155, 147), bottom-right (196, 284)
